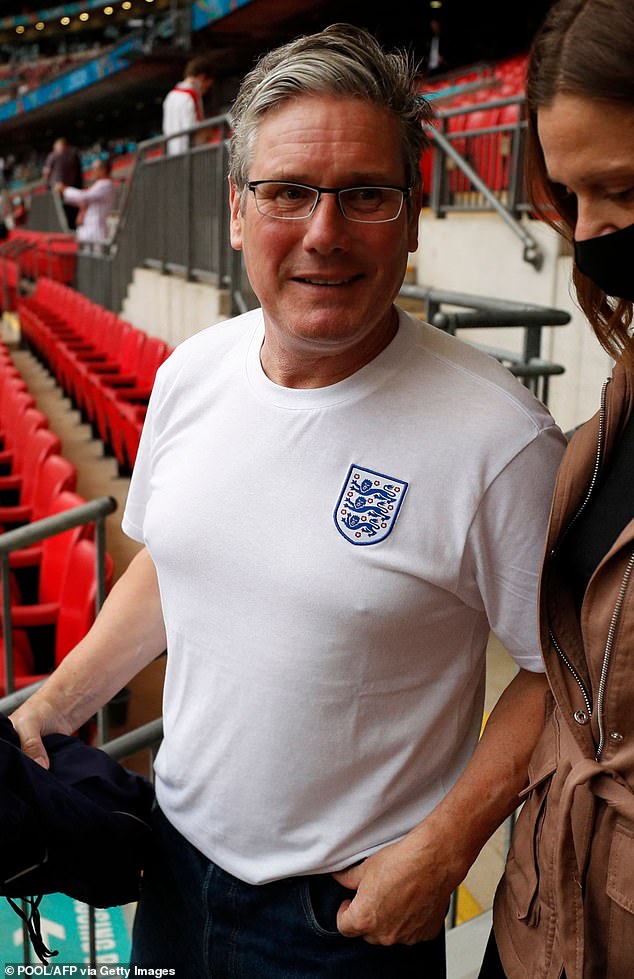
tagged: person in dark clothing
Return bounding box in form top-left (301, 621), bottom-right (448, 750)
top-left (42, 137), bottom-right (83, 230)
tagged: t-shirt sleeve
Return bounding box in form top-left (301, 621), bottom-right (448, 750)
top-left (121, 366), bottom-right (165, 543)
top-left (464, 423), bottom-right (566, 672)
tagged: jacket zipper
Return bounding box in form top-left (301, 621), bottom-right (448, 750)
top-left (548, 379), bottom-right (609, 724)
top-left (595, 550), bottom-right (634, 760)
top-left (550, 379), bottom-right (634, 759)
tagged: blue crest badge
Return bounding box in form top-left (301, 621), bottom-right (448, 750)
top-left (334, 465), bottom-right (408, 546)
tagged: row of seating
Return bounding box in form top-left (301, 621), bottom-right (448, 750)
top-left (0, 231), bottom-right (77, 316)
top-left (0, 355), bottom-right (114, 695)
top-left (17, 277), bottom-right (172, 475)
top-left (421, 54), bottom-right (527, 196)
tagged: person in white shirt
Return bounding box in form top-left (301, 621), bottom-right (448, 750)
top-left (59, 157), bottom-right (116, 245)
top-left (162, 55), bottom-right (214, 156)
top-left (11, 24), bottom-right (566, 978)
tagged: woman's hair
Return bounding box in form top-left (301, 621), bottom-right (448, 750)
top-left (525, 0), bottom-right (634, 365)
top-left (228, 23), bottom-right (432, 199)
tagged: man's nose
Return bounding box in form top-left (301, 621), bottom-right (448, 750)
top-left (302, 193), bottom-right (351, 252)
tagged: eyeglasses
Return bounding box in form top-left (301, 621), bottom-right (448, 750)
top-left (247, 181), bottom-right (411, 223)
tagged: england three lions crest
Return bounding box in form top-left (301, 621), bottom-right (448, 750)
top-left (334, 465), bottom-right (408, 546)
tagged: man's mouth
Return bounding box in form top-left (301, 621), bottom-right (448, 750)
top-left (293, 274), bottom-right (363, 287)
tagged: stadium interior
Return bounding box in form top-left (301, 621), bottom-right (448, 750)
top-left (0, 1), bottom-right (608, 974)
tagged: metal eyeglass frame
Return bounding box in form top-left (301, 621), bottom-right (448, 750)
top-left (247, 180), bottom-right (411, 223)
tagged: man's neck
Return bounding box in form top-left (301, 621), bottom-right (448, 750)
top-left (259, 308), bottom-right (400, 389)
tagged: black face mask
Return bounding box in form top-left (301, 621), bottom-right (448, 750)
top-left (574, 222), bottom-right (634, 301)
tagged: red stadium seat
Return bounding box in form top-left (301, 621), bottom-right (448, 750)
top-left (0, 537), bottom-right (114, 694)
top-left (0, 452), bottom-right (76, 530)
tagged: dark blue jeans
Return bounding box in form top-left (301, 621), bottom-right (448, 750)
top-left (131, 804), bottom-right (446, 978)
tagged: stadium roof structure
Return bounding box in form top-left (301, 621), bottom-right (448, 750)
top-left (0, 0), bottom-right (554, 159)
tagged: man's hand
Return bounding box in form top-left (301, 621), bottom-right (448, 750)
top-left (332, 828), bottom-right (455, 946)
top-left (10, 693), bottom-right (73, 769)
top-left (331, 670), bottom-right (550, 947)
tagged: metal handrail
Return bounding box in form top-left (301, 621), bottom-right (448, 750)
top-left (425, 116), bottom-right (542, 268)
top-left (0, 495), bottom-right (117, 697)
top-left (102, 716), bottom-right (163, 760)
top-left (399, 283), bottom-right (570, 403)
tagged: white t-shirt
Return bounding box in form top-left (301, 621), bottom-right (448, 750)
top-left (162, 83), bottom-right (201, 156)
top-left (123, 308), bottom-right (566, 885)
top-left (63, 178), bottom-right (116, 243)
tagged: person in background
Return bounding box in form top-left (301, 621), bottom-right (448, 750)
top-left (42, 136), bottom-right (82, 230)
top-left (480, 2), bottom-right (634, 977)
top-left (57, 157), bottom-right (115, 246)
top-left (162, 54), bottom-right (215, 156)
top-left (10, 25), bottom-right (565, 978)
top-left (426, 18), bottom-right (446, 74)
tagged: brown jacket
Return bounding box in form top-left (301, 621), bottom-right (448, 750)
top-left (494, 364), bottom-right (634, 979)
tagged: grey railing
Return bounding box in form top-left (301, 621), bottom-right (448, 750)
top-left (399, 283), bottom-right (569, 404)
top-left (0, 496), bottom-right (124, 967)
top-left (74, 115), bottom-right (242, 316)
top-left (425, 96), bottom-right (540, 266)
top-left (0, 496), bottom-right (116, 702)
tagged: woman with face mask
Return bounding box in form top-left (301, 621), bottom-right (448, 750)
top-left (479, 1), bottom-right (634, 978)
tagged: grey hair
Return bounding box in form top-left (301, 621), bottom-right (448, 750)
top-left (228, 23), bottom-right (432, 195)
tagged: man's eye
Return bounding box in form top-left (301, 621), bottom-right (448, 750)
top-left (349, 188), bottom-right (382, 203)
top-left (279, 185), bottom-right (310, 202)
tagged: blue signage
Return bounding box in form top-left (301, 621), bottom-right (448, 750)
top-left (192, 0), bottom-right (255, 31)
top-left (0, 37), bottom-right (142, 123)
top-left (0, 896), bottom-right (131, 965)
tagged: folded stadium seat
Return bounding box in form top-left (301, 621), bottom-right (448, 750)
top-left (0, 386), bottom-right (35, 453)
top-left (59, 309), bottom-right (123, 411)
top-left (494, 102), bottom-right (522, 191)
top-left (8, 489), bottom-right (90, 594)
top-left (96, 336), bottom-right (169, 450)
top-left (19, 289), bottom-right (96, 378)
top-left (6, 489), bottom-right (91, 592)
top-left (0, 537), bottom-right (114, 695)
top-left (72, 319), bottom-right (135, 422)
top-left (0, 427), bottom-right (62, 513)
top-left (0, 452), bottom-right (76, 532)
top-left (462, 106), bottom-right (503, 190)
top-left (37, 236), bottom-right (78, 286)
top-left (0, 406), bottom-right (50, 478)
top-left (103, 340), bottom-right (172, 474)
top-left (1, 490), bottom-right (91, 671)
top-left (8, 232), bottom-right (77, 288)
top-left (115, 404), bottom-right (150, 473)
top-left (0, 628), bottom-right (38, 695)
top-left (0, 257), bottom-right (19, 312)
top-left (81, 324), bottom-right (146, 432)
top-left (38, 295), bottom-right (104, 384)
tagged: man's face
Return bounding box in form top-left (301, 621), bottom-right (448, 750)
top-left (230, 94), bottom-right (419, 385)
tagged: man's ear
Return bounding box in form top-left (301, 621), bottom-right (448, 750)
top-left (229, 177), bottom-right (243, 251)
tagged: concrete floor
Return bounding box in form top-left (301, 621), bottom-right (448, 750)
top-left (3, 317), bottom-right (517, 973)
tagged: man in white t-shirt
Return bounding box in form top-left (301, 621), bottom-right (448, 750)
top-left (162, 55), bottom-right (214, 156)
top-left (58, 157), bottom-right (116, 245)
top-left (11, 25), bottom-right (566, 978)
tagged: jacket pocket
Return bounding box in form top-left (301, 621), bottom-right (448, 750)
top-left (606, 821), bottom-right (634, 976)
top-left (503, 718), bottom-right (558, 926)
top-left (607, 821), bottom-right (634, 913)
